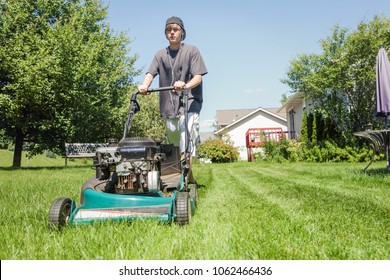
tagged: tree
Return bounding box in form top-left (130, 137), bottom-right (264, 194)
top-left (283, 15), bottom-right (390, 145)
top-left (281, 52), bottom-right (322, 94)
top-left (300, 109), bottom-right (308, 143)
top-left (342, 15), bottom-right (390, 131)
top-left (0, 0), bottom-right (139, 167)
top-left (128, 94), bottom-right (166, 141)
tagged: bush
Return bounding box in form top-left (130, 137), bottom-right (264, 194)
top-left (261, 138), bottom-right (289, 163)
top-left (197, 139), bottom-right (239, 163)
top-left (301, 141), bottom-right (374, 163)
top-left (257, 139), bottom-right (374, 163)
top-left (259, 138), bottom-right (305, 163)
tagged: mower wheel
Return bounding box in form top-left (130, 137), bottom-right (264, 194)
top-left (48, 197), bottom-right (72, 230)
top-left (175, 191), bottom-right (191, 225)
top-left (80, 176), bottom-right (108, 205)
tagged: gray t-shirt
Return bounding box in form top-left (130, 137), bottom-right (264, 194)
top-left (147, 43), bottom-right (208, 119)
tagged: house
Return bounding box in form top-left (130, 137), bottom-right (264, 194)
top-left (277, 91), bottom-right (313, 140)
top-left (214, 107), bottom-right (287, 161)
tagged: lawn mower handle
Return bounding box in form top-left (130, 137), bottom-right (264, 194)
top-left (131, 86), bottom-right (175, 101)
top-left (124, 85), bottom-right (192, 191)
top-left (123, 86), bottom-right (175, 139)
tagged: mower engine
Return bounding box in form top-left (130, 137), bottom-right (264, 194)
top-left (94, 138), bottom-right (166, 194)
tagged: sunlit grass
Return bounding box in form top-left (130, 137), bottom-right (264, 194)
top-left (0, 150), bottom-right (389, 259)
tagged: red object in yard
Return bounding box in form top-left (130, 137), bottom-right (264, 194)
top-left (246, 128), bottom-right (285, 161)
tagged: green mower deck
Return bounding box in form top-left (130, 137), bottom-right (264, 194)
top-left (70, 189), bottom-right (176, 224)
top-left (48, 173), bottom-right (197, 229)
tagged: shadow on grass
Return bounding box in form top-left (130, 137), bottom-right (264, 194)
top-left (195, 183), bottom-right (206, 190)
top-left (0, 165), bottom-right (90, 171)
top-left (363, 167), bottom-right (390, 176)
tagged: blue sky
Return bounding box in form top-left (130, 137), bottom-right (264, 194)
top-left (103, 0), bottom-right (390, 131)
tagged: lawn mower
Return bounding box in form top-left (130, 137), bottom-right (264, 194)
top-left (48, 86), bottom-right (198, 229)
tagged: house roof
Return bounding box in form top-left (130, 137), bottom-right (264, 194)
top-left (278, 91), bottom-right (305, 113)
top-left (215, 107), bottom-right (287, 135)
top-left (216, 108), bottom-right (285, 127)
top-left (216, 109), bottom-right (256, 127)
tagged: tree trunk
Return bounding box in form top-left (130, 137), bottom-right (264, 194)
top-left (12, 128), bottom-right (24, 168)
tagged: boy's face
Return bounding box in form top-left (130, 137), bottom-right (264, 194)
top-left (166, 24), bottom-right (183, 43)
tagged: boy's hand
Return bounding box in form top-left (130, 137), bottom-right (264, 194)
top-left (173, 81), bottom-right (186, 92)
top-left (138, 85), bottom-right (150, 95)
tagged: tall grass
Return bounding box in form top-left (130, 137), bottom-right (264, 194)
top-left (0, 150), bottom-right (389, 259)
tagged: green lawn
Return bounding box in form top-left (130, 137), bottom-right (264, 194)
top-left (0, 150), bottom-right (389, 259)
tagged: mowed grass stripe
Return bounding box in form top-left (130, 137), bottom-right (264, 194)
top-left (190, 164), bottom-right (241, 259)
top-left (1, 151), bottom-right (389, 260)
top-left (221, 165), bottom-right (325, 259)
top-left (219, 163), bottom-right (390, 259)
top-left (243, 162), bottom-right (390, 212)
top-left (196, 164), bottom-right (306, 259)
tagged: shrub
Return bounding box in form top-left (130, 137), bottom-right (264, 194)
top-left (262, 138), bottom-right (289, 163)
top-left (302, 141), bottom-right (374, 163)
top-left (197, 139), bottom-right (239, 163)
top-left (257, 138), bottom-right (374, 163)
top-left (260, 138), bottom-right (304, 162)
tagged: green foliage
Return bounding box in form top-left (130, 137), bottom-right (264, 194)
top-left (261, 137), bottom-right (290, 163)
top-left (300, 109), bottom-right (309, 143)
top-left (302, 141), bottom-right (375, 163)
top-left (259, 138), bottom-right (374, 163)
top-left (281, 53), bottom-right (322, 93)
top-left (259, 138), bottom-right (306, 163)
top-left (311, 113), bottom-right (318, 143)
top-left (0, 129), bottom-right (11, 149)
top-left (301, 109), bottom-right (342, 146)
top-left (0, 0), bottom-right (140, 166)
top-left (283, 15), bottom-right (390, 145)
top-left (128, 94), bottom-right (166, 140)
top-left (197, 138), bottom-right (239, 163)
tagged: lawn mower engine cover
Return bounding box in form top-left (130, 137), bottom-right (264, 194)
top-left (94, 137), bottom-right (165, 194)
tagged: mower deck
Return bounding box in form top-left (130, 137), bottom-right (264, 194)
top-left (68, 173), bottom-right (182, 224)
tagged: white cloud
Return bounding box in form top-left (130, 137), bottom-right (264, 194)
top-left (244, 88), bottom-right (265, 94)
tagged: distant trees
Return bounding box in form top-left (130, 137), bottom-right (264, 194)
top-left (129, 94), bottom-right (166, 140)
top-left (282, 15), bottom-right (390, 145)
top-left (0, 0), bottom-right (140, 167)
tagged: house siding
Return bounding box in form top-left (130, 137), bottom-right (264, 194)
top-left (220, 110), bottom-right (287, 161)
top-left (284, 98), bottom-right (314, 140)
top-left (287, 103), bottom-right (304, 140)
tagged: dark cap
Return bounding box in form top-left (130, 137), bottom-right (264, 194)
top-left (165, 16), bottom-right (186, 40)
